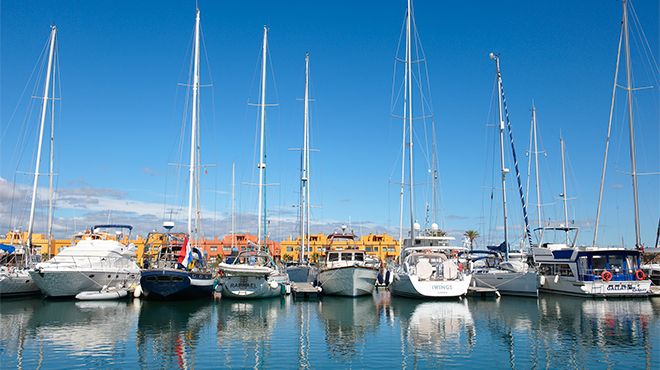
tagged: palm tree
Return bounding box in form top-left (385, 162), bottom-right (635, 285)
top-left (464, 230), bottom-right (479, 250)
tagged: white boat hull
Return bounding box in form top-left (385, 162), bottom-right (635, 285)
top-left (317, 266), bottom-right (377, 297)
top-left (391, 273), bottom-right (472, 298)
top-left (0, 269), bottom-right (40, 297)
top-left (29, 269), bottom-right (139, 297)
top-left (472, 271), bottom-right (538, 297)
top-left (538, 275), bottom-right (651, 297)
top-left (75, 289), bottom-right (128, 301)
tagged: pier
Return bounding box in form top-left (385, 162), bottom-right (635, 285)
top-left (291, 282), bottom-right (320, 300)
top-left (467, 286), bottom-right (500, 298)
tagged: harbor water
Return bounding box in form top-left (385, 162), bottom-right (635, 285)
top-left (1, 292), bottom-right (659, 369)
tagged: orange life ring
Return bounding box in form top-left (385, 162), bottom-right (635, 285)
top-left (635, 269), bottom-right (646, 281)
top-left (601, 270), bottom-right (613, 282)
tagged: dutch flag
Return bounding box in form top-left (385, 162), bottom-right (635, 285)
top-left (178, 237), bottom-right (193, 269)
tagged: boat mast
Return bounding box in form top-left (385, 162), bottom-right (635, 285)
top-left (257, 26), bottom-right (268, 249)
top-left (622, 0), bottom-right (641, 249)
top-left (560, 134), bottom-right (569, 244)
top-left (27, 26), bottom-right (57, 249)
top-left (593, 19), bottom-right (623, 247)
top-left (532, 105), bottom-right (542, 228)
top-left (231, 162), bottom-right (236, 248)
top-left (187, 9), bottom-right (201, 240)
top-left (299, 53), bottom-right (310, 263)
top-left (47, 44), bottom-right (57, 255)
top-left (491, 53), bottom-right (509, 261)
top-left (406, 0), bottom-right (415, 241)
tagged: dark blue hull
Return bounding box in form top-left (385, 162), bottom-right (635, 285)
top-left (140, 269), bottom-right (214, 300)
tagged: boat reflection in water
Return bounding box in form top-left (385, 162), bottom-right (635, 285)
top-left (136, 299), bottom-right (213, 369)
top-left (0, 292), bottom-right (659, 368)
top-left (216, 298), bottom-right (285, 368)
top-left (318, 296), bottom-right (379, 362)
top-left (0, 298), bottom-right (137, 368)
top-left (391, 297), bottom-right (476, 366)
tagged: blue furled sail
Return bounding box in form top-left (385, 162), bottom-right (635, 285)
top-left (499, 83), bottom-right (533, 248)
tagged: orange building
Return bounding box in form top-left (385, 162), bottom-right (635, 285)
top-left (280, 232), bottom-right (399, 263)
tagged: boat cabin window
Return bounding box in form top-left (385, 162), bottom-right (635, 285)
top-left (558, 264), bottom-right (573, 277)
top-left (328, 253), bottom-right (339, 262)
top-left (341, 253), bottom-right (353, 261)
top-left (608, 255), bottom-right (624, 273)
top-left (354, 253), bottom-right (364, 262)
top-left (591, 255), bottom-right (606, 273)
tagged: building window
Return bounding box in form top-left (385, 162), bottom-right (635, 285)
top-left (210, 246), bottom-right (217, 252)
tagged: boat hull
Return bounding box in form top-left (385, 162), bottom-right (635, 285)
top-left (391, 273), bottom-right (472, 299)
top-left (286, 265), bottom-right (318, 283)
top-left (472, 271), bottom-right (539, 297)
top-left (29, 269), bottom-right (139, 298)
top-left (220, 274), bottom-right (284, 299)
top-left (538, 275), bottom-right (651, 298)
top-left (317, 266), bottom-right (377, 297)
top-left (0, 269), bottom-right (40, 297)
top-left (140, 269), bottom-right (214, 300)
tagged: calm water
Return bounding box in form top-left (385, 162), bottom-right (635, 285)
top-left (1, 292), bottom-right (658, 369)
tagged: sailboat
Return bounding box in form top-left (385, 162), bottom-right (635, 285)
top-left (532, 0), bottom-right (651, 297)
top-left (217, 26), bottom-right (290, 299)
top-left (470, 54), bottom-right (539, 297)
top-left (0, 26), bottom-right (58, 297)
top-left (139, 9), bottom-right (215, 300)
top-left (389, 0), bottom-right (472, 299)
top-left (286, 53), bottom-right (318, 284)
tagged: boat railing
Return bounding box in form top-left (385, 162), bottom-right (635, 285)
top-left (578, 268), bottom-right (639, 282)
top-left (37, 253), bottom-right (136, 271)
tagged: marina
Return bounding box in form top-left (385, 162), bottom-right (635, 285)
top-left (1, 292), bottom-right (659, 369)
top-left (1, 0), bottom-right (659, 368)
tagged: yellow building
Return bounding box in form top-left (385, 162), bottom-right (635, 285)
top-left (280, 232), bottom-right (399, 263)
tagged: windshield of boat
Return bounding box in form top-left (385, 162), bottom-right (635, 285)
top-left (234, 252), bottom-right (273, 267)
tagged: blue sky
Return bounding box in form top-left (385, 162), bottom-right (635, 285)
top-left (1, 0), bottom-right (658, 247)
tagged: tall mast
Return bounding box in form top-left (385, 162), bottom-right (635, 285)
top-left (231, 162), bottom-right (236, 248)
top-left (27, 26), bottom-right (57, 248)
top-left (491, 53), bottom-right (509, 261)
top-left (47, 45), bottom-right (56, 253)
top-left (299, 52), bottom-right (310, 263)
top-left (622, 0), bottom-right (641, 249)
top-left (593, 20), bottom-right (623, 247)
top-left (532, 105), bottom-right (542, 229)
top-left (560, 134), bottom-right (569, 244)
top-left (431, 119), bottom-right (439, 224)
top-left (187, 9), bottom-right (201, 239)
top-left (256, 26), bottom-right (268, 248)
top-left (406, 0), bottom-right (415, 241)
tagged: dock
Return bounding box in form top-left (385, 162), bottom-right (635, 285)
top-left (467, 286), bottom-right (500, 298)
top-left (291, 282), bottom-right (321, 300)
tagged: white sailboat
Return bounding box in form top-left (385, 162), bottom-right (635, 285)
top-left (389, 0), bottom-right (472, 299)
top-left (286, 53), bottom-right (318, 283)
top-left (470, 53), bottom-right (538, 297)
top-left (218, 26), bottom-right (289, 299)
top-left (0, 26), bottom-right (58, 297)
top-left (533, 0), bottom-right (651, 297)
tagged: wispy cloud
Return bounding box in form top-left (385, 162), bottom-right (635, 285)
top-left (0, 177), bottom-right (396, 241)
